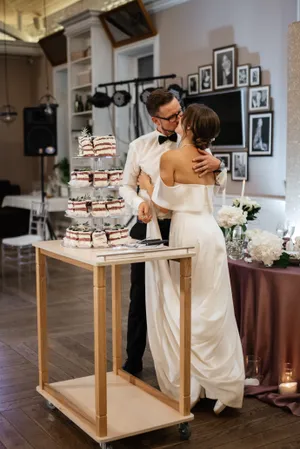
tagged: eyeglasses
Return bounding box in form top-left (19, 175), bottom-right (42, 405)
top-left (155, 110), bottom-right (183, 123)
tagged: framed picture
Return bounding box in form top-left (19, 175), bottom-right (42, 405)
top-left (199, 65), bottom-right (213, 93)
top-left (249, 85), bottom-right (270, 112)
top-left (213, 44), bottom-right (236, 90)
top-left (187, 73), bottom-right (199, 96)
top-left (232, 152), bottom-right (248, 181)
top-left (237, 64), bottom-right (249, 87)
top-left (213, 153), bottom-right (231, 172)
top-left (250, 66), bottom-right (261, 86)
top-left (249, 112), bottom-right (273, 157)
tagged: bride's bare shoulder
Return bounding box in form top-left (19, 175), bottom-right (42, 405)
top-left (161, 149), bottom-right (180, 163)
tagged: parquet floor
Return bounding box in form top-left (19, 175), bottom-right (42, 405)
top-left (0, 259), bottom-right (299, 449)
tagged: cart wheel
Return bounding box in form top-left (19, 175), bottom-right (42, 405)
top-left (178, 422), bottom-right (191, 440)
top-left (46, 400), bottom-right (56, 411)
top-left (99, 443), bottom-right (113, 449)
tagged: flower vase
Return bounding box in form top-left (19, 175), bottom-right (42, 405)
top-left (225, 225), bottom-right (245, 260)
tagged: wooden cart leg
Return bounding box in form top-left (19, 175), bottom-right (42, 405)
top-left (36, 248), bottom-right (48, 389)
top-left (94, 266), bottom-right (107, 437)
top-left (112, 265), bottom-right (122, 374)
top-left (179, 258), bottom-right (192, 416)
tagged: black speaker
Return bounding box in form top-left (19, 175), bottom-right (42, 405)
top-left (24, 107), bottom-right (57, 157)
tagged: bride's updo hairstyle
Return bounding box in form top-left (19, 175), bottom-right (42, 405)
top-left (181, 104), bottom-right (220, 150)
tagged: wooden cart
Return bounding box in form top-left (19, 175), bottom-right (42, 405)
top-left (34, 240), bottom-right (195, 449)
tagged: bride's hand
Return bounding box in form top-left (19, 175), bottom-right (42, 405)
top-left (137, 171), bottom-right (152, 190)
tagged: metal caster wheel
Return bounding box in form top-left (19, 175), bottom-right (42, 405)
top-left (178, 422), bottom-right (191, 441)
top-left (99, 444), bottom-right (113, 449)
top-left (46, 400), bottom-right (56, 411)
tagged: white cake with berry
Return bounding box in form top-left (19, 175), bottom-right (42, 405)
top-left (69, 169), bottom-right (92, 187)
top-left (119, 226), bottom-right (129, 245)
top-left (67, 197), bottom-right (90, 217)
top-left (64, 225), bottom-right (79, 247)
top-left (105, 227), bottom-right (122, 246)
top-left (118, 197), bottom-right (125, 212)
top-left (107, 169), bottom-right (119, 186)
top-left (78, 136), bottom-right (94, 157)
top-left (104, 224), bottom-right (129, 246)
top-left (92, 229), bottom-right (108, 248)
top-left (93, 135), bottom-right (116, 157)
top-left (77, 226), bottom-right (92, 248)
top-left (106, 198), bottom-right (122, 216)
top-left (91, 199), bottom-right (108, 217)
top-left (72, 198), bottom-right (89, 217)
top-left (93, 170), bottom-right (109, 187)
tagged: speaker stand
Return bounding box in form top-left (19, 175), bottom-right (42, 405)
top-left (40, 155), bottom-right (57, 240)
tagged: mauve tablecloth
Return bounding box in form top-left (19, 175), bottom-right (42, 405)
top-left (229, 259), bottom-right (300, 385)
top-left (229, 260), bottom-right (300, 415)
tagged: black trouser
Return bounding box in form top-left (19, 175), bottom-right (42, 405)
top-left (126, 219), bottom-right (171, 365)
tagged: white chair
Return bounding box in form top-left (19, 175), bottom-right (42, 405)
top-left (1, 201), bottom-right (48, 279)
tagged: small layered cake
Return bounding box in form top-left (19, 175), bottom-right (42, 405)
top-left (93, 135), bottom-right (116, 157)
top-left (93, 170), bottom-right (109, 187)
top-left (105, 227), bottom-right (122, 246)
top-left (118, 197), bottom-right (125, 212)
top-left (78, 136), bottom-right (94, 157)
top-left (106, 198), bottom-right (121, 216)
top-left (70, 171), bottom-right (77, 182)
top-left (107, 169), bottom-right (120, 186)
top-left (67, 199), bottom-right (74, 216)
top-left (73, 198), bottom-right (89, 217)
top-left (77, 226), bottom-right (92, 248)
top-left (92, 229), bottom-right (108, 248)
top-left (119, 226), bottom-right (129, 245)
top-left (116, 168), bottom-right (123, 183)
top-left (69, 170), bottom-right (92, 187)
top-left (64, 226), bottom-right (79, 247)
top-left (91, 199), bottom-right (108, 217)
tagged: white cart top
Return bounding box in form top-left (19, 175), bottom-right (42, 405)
top-left (33, 240), bottom-right (196, 267)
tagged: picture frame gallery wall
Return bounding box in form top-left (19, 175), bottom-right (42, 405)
top-left (186, 43), bottom-right (273, 182)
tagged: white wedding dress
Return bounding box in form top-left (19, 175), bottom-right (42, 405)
top-left (145, 178), bottom-right (245, 409)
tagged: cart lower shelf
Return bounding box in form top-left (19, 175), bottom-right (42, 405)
top-left (37, 372), bottom-right (194, 444)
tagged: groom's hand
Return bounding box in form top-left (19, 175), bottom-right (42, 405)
top-left (138, 202), bottom-right (152, 224)
top-left (192, 150), bottom-right (221, 177)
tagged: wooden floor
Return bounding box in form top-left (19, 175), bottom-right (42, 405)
top-left (0, 259), bottom-right (299, 449)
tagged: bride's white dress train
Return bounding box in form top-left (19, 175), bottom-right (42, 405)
top-left (145, 178), bottom-right (245, 409)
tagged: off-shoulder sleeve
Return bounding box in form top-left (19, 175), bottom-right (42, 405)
top-left (152, 177), bottom-right (177, 211)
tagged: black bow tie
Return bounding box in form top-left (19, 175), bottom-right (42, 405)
top-left (158, 133), bottom-right (177, 145)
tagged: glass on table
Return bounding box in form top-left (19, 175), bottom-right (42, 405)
top-left (244, 355), bottom-right (261, 386)
top-left (276, 221), bottom-right (288, 239)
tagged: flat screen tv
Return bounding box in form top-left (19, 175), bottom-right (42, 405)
top-left (184, 89), bottom-right (247, 149)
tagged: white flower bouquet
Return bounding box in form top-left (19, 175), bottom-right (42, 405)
top-left (294, 237), bottom-right (300, 252)
top-left (232, 197), bottom-right (261, 222)
top-left (247, 230), bottom-right (289, 267)
top-left (217, 205), bottom-right (247, 235)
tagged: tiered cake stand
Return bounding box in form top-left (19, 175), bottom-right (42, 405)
top-left (65, 153), bottom-right (129, 243)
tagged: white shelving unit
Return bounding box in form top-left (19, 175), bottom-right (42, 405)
top-left (61, 10), bottom-right (113, 171)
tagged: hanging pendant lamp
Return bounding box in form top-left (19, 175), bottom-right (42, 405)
top-left (39, 0), bottom-right (58, 115)
top-left (0, 0), bottom-right (18, 124)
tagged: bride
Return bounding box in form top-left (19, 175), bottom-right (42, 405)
top-left (137, 104), bottom-right (245, 414)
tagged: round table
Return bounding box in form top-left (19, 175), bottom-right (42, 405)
top-left (228, 259), bottom-right (300, 386)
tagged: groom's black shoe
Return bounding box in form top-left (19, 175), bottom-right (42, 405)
top-left (122, 359), bottom-right (143, 375)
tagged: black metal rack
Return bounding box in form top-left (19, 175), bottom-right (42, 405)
top-left (98, 73), bottom-right (177, 138)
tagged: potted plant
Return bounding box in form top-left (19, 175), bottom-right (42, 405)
top-left (54, 157), bottom-right (70, 197)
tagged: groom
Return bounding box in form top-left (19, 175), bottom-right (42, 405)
top-left (120, 89), bottom-right (223, 375)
